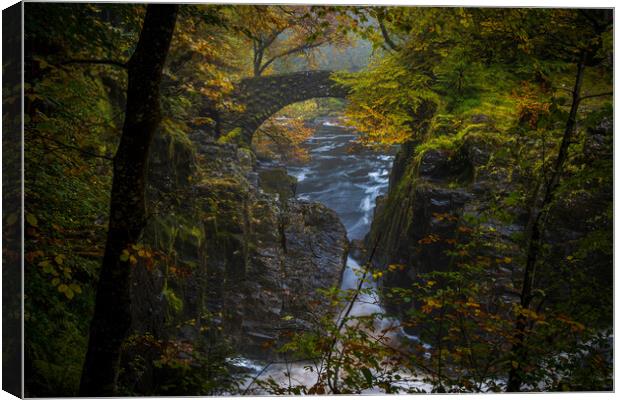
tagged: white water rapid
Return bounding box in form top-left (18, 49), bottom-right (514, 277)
top-left (237, 117), bottom-right (431, 394)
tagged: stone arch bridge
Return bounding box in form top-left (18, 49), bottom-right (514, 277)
top-left (219, 70), bottom-right (348, 146)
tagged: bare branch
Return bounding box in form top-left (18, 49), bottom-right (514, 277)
top-left (60, 58), bottom-right (127, 69)
top-left (578, 91), bottom-right (613, 103)
top-left (29, 131), bottom-right (114, 161)
top-left (259, 39), bottom-right (328, 75)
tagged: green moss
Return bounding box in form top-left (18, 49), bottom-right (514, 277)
top-left (258, 168), bottom-right (296, 202)
top-left (439, 65), bottom-right (520, 131)
top-left (414, 120), bottom-right (507, 166)
top-left (162, 286), bottom-right (183, 314)
top-left (217, 127), bottom-right (242, 144)
top-left (146, 214), bottom-right (204, 259)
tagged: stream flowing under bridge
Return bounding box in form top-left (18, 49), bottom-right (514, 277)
top-left (219, 70), bottom-right (349, 145)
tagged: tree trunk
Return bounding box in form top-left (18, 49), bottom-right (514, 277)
top-left (79, 5), bottom-right (178, 396)
top-left (506, 51), bottom-right (586, 392)
top-left (253, 42), bottom-right (264, 76)
top-left (377, 14), bottom-right (399, 52)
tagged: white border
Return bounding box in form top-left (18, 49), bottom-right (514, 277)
top-left (0, 1), bottom-right (616, 400)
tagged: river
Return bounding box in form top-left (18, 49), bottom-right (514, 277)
top-left (237, 117), bottom-right (431, 394)
top-left (287, 118), bottom-right (394, 242)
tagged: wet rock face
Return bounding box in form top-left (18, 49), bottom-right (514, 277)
top-left (131, 131), bottom-right (348, 360)
top-left (281, 202), bottom-right (348, 317)
top-left (241, 200), bottom-right (348, 358)
top-left (418, 149), bottom-right (473, 183)
top-left (258, 167), bottom-right (297, 202)
top-left (367, 116), bottom-right (613, 328)
top-left (366, 131), bottom-right (522, 321)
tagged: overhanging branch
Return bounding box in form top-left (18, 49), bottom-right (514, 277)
top-left (578, 91), bottom-right (613, 103)
top-left (60, 58), bottom-right (127, 69)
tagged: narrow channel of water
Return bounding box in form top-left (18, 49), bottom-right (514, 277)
top-left (238, 117), bottom-right (430, 393)
top-left (287, 118), bottom-right (394, 242)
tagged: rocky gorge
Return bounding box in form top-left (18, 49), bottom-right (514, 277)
top-left (128, 127), bottom-right (349, 369)
top-left (365, 114), bottom-right (613, 338)
top-left (124, 111), bottom-right (613, 391)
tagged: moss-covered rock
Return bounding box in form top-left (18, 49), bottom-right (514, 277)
top-left (366, 112), bottom-right (613, 337)
top-left (130, 128), bottom-right (348, 366)
top-left (258, 167), bottom-right (297, 203)
top-left (365, 120), bottom-right (524, 325)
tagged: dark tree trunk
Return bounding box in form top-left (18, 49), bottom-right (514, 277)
top-left (253, 42), bottom-right (264, 77)
top-left (79, 5), bottom-right (178, 396)
top-left (506, 51), bottom-right (586, 392)
top-left (377, 14), bottom-right (399, 52)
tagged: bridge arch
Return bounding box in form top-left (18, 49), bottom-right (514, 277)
top-left (220, 70), bottom-right (348, 145)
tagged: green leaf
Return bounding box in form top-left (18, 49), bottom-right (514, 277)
top-left (162, 287), bottom-right (183, 313)
top-left (26, 213), bottom-right (38, 227)
top-left (190, 226), bottom-right (204, 243)
top-left (361, 367), bottom-right (373, 387)
top-left (69, 283), bottom-right (82, 294)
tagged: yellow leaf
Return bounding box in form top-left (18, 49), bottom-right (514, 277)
top-left (465, 300), bottom-right (480, 308)
top-left (421, 298), bottom-right (441, 313)
top-left (26, 213), bottom-right (38, 227)
top-left (69, 283), bottom-right (82, 294)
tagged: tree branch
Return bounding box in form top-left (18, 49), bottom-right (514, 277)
top-left (60, 58), bottom-right (127, 69)
top-left (377, 15), bottom-right (400, 52)
top-left (30, 131), bottom-right (114, 161)
top-left (578, 91), bottom-right (613, 103)
top-left (265, 26), bottom-right (286, 48)
top-left (259, 40), bottom-right (327, 75)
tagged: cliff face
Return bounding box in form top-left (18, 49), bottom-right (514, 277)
top-left (366, 124), bottom-right (511, 319)
top-left (366, 116), bottom-right (613, 327)
top-left (129, 129), bottom-right (348, 362)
